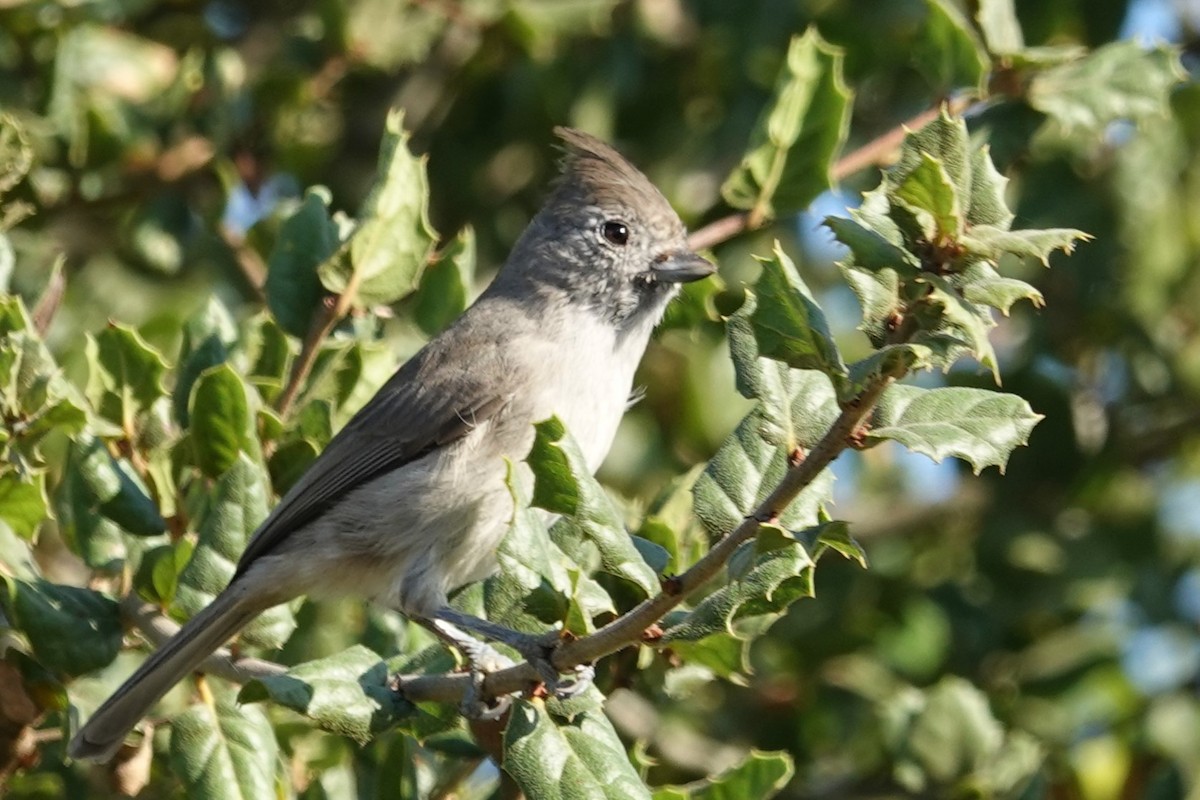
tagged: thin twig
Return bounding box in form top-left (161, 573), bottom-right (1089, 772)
top-left (685, 95), bottom-right (976, 253)
top-left (274, 271), bottom-right (363, 417)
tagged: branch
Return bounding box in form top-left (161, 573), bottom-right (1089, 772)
top-left (274, 273), bottom-right (363, 418)
top-left (397, 374), bottom-right (895, 703)
top-left (685, 95), bottom-right (976, 253)
top-left (120, 595), bottom-right (284, 684)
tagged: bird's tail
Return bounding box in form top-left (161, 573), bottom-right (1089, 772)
top-left (68, 584), bottom-right (263, 762)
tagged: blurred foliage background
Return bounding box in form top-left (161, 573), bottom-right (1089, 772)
top-left (0, 0), bottom-right (1198, 797)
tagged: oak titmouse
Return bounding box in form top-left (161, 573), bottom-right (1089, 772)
top-left (69, 127), bottom-right (713, 761)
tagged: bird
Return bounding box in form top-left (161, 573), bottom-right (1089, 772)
top-left (69, 126), bottom-right (714, 762)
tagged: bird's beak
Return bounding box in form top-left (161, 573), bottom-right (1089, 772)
top-left (651, 251), bottom-right (716, 284)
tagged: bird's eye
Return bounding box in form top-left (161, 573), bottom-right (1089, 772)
top-left (601, 220), bottom-right (630, 246)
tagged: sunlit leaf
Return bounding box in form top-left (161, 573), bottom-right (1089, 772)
top-left (169, 687), bottom-right (278, 800)
top-left (722, 29), bottom-right (852, 221)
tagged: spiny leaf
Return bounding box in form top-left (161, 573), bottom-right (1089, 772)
top-left (825, 214), bottom-right (919, 274)
top-left (750, 241), bottom-right (847, 382)
top-left (960, 225), bottom-right (1089, 265)
top-left (64, 434), bottom-right (165, 538)
top-left (90, 323), bottom-right (169, 424)
top-left (869, 385), bottom-right (1043, 474)
top-left (886, 111), bottom-right (971, 202)
top-left (965, 144), bottom-right (1013, 229)
top-left (503, 698), bottom-right (652, 800)
top-left (894, 153), bottom-right (962, 241)
top-left (959, 262), bottom-right (1044, 315)
top-left (530, 417), bottom-right (660, 596)
top-left (722, 29), bottom-right (851, 221)
top-left (319, 109), bottom-right (438, 307)
top-left (917, 276), bottom-right (999, 381)
top-left (975, 0), bottom-right (1024, 55)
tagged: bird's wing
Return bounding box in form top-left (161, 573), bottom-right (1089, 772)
top-left (232, 333), bottom-right (515, 578)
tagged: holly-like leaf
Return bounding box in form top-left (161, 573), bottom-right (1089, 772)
top-left (503, 698), bottom-right (651, 800)
top-left (265, 188), bottom-right (341, 338)
top-left (869, 385), bottom-right (1042, 474)
top-left (960, 225), bottom-right (1088, 265)
top-left (894, 153), bottom-right (962, 241)
top-left (885, 111), bottom-right (971, 203)
top-left (695, 298), bottom-right (839, 540)
top-left (0, 577), bottom-right (121, 677)
top-left (844, 344), bottom-right (933, 401)
top-left (89, 324), bottom-right (169, 427)
top-left (825, 215), bottom-right (918, 274)
top-left (169, 687), bottom-right (278, 800)
top-left (189, 363), bottom-right (262, 479)
top-left (653, 750), bottom-right (794, 800)
top-left (750, 242), bottom-right (847, 383)
top-left (958, 262), bottom-right (1043, 315)
top-left (722, 29), bottom-right (851, 221)
top-left (965, 144), bottom-right (1014, 229)
top-left (913, 0), bottom-right (989, 94)
top-left (415, 226), bottom-right (475, 336)
top-left (1029, 41), bottom-right (1185, 136)
top-left (239, 644), bottom-right (408, 742)
top-left (133, 540), bottom-right (193, 606)
top-left (173, 455), bottom-right (294, 648)
top-left (530, 417), bottom-right (660, 596)
top-left (917, 276), bottom-right (999, 380)
top-left (55, 447), bottom-right (126, 572)
top-left (319, 109), bottom-right (437, 307)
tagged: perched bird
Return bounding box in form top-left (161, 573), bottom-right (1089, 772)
top-left (69, 127), bottom-right (714, 762)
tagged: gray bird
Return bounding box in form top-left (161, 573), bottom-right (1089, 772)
top-left (68, 127), bottom-right (714, 762)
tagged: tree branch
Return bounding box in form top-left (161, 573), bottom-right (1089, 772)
top-left (274, 272), bottom-right (363, 418)
top-left (120, 595), bottom-right (284, 684)
top-left (685, 95), bottom-right (976, 254)
top-left (397, 374), bottom-right (895, 703)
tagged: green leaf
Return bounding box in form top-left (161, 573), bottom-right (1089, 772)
top-left (174, 455), bottom-right (294, 648)
top-left (189, 363), bottom-right (262, 479)
top-left (0, 470), bottom-right (47, 541)
top-left (63, 434), bottom-right (165, 537)
top-left (750, 241), bottom-right (847, 382)
top-left (869, 385), bottom-right (1043, 474)
top-left (825, 215), bottom-right (919, 274)
top-left (813, 519), bottom-right (867, 567)
top-left (169, 687), bottom-right (278, 800)
top-left (660, 537), bottom-right (815, 676)
top-left (894, 153), bottom-right (963, 241)
top-left (54, 448), bottom-right (126, 572)
top-left (415, 226), bottom-right (475, 336)
top-left (695, 297), bottom-right (839, 539)
top-left (239, 644), bottom-right (409, 742)
top-left (845, 345), bottom-right (933, 399)
top-left (0, 577), bottom-right (121, 677)
top-left (0, 112), bottom-right (33, 199)
top-left (88, 323), bottom-right (169, 429)
top-left (473, 463), bottom-right (603, 635)
top-left (174, 296), bottom-right (237, 426)
top-left (959, 225), bottom-right (1089, 265)
top-left (917, 276), bottom-right (999, 380)
top-left (134, 540), bottom-right (193, 606)
top-left (1029, 42), bottom-right (1185, 136)
top-left (530, 417), bottom-right (660, 597)
top-left (914, 0), bottom-right (988, 94)
top-left (503, 698), bottom-right (651, 800)
top-left (721, 29), bottom-right (852, 221)
top-left (265, 188), bottom-right (341, 338)
top-left (958, 261), bottom-right (1043, 315)
top-left (965, 144), bottom-right (1014, 229)
top-left (887, 111), bottom-right (972, 203)
top-left (319, 109), bottom-right (438, 307)
top-left (652, 750), bottom-right (794, 800)
top-left (975, 0), bottom-right (1024, 55)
